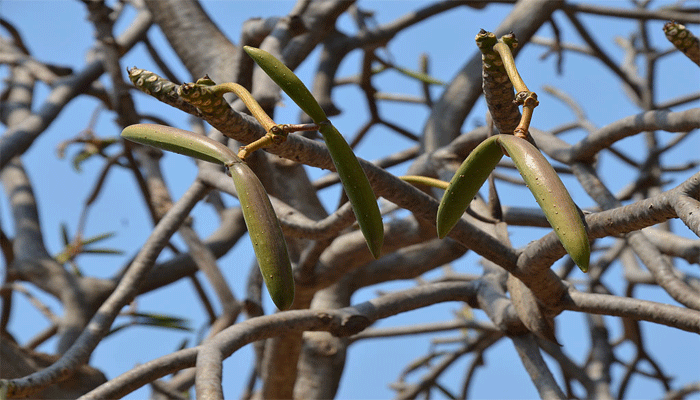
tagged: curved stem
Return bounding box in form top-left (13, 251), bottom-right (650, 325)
top-left (493, 40), bottom-right (540, 139)
top-left (400, 175), bottom-right (449, 190)
top-left (237, 123), bottom-right (318, 160)
top-left (493, 41), bottom-right (529, 93)
top-left (210, 82), bottom-right (276, 130)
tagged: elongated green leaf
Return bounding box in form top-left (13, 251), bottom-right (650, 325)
top-left (72, 148), bottom-right (96, 172)
top-left (81, 231), bottom-right (117, 245)
top-left (391, 65), bottom-right (445, 85)
top-left (496, 135), bottom-right (590, 272)
top-left (121, 124), bottom-right (238, 166)
top-left (60, 223), bottom-right (70, 246)
top-left (229, 162), bottom-right (295, 310)
top-left (108, 312), bottom-right (192, 336)
top-left (81, 248), bottom-right (124, 255)
top-left (437, 136), bottom-right (503, 239)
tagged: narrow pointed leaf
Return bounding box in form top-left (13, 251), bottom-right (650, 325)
top-left (60, 223), bottom-right (70, 246)
top-left (391, 65), bottom-right (445, 85)
top-left (108, 312), bottom-right (192, 335)
top-left (107, 323), bottom-right (131, 336)
top-left (81, 248), bottom-right (124, 255)
top-left (131, 312), bottom-right (192, 331)
top-left (81, 231), bottom-right (117, 245)
top-left (72, 149), bottom-right (95, 172)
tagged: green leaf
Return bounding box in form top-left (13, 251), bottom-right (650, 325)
top-left (80, 248), bottom-right (124, 256)
top-left (81, 231), bottom-right (117, 245)
top-left (72, 149), bottom-right (95, 172)
top-left (60, 223), bottom-right (70, 246)
top-left (108, 312), bottom-right (193, 336)
top-left (391, 65), bottom-right (445, 85)
top-left (130, 312), bottom-right (192, 331)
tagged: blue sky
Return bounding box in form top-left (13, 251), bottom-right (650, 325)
top-left (2, 1), bottom-right (699, 399)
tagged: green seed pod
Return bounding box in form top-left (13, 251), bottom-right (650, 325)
top-left (437, 135), bottom-right (503, 239)
top-left (121, 124), bottom-right (238, 165)
top-left (228, 162), bottom-right (295, 310)
top-left (243, 46), bottom-right (328, 122)
top-left (317, 122), bottom-right (384, 258)
top-left (496, 134), bottom-right (590, 272)
top-left (121, 124), bottom-right (295, 308)
top-left (244, 46), bottom-right (384, 258)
